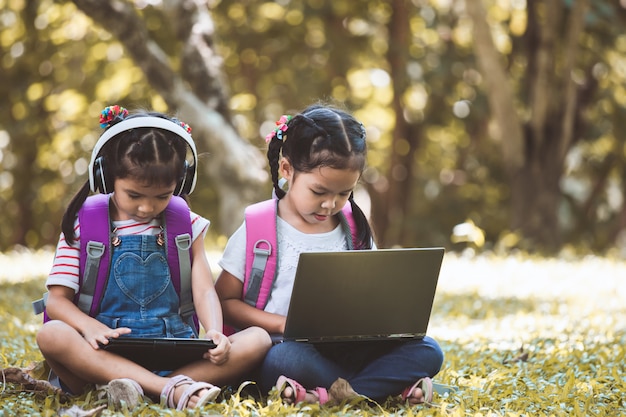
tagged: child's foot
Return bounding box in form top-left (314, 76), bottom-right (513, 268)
top-left (402, 377), bottom-right (433, 406)
top-left (97, 378), bottom-right (145, 410)
top-left (161, 374), bottom-right (221, 410)
top-left (276, 375), bottom-right (328, 405)
top-left (327, 377), bottom-right (361, 404)
top-left (276, 376), bottom-right (362, 406)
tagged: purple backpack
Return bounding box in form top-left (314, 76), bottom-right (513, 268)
top-left (33, 194), bottom-right (198, 334)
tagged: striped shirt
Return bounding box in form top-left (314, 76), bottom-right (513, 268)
top-left (46, 212), bottom-right (209, 294)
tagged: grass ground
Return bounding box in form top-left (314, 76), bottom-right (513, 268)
top-left (0, 248), bottom-right (624, 416)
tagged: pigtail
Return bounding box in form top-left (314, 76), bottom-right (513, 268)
top-left (267, 136), bottom-right (285, 199)
top-left (349, 196), bottom-right (374, 249)
top-left (265, 114), bottom-right (294, 200)
top-left (61, 181), bottom-right (91, 245)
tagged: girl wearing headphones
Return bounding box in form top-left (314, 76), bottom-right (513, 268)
top-left (36, 106), bottom-right (271, 411)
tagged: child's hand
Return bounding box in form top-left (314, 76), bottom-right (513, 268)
top-left (83, 322), bottom-right (132, 350)
top-left (202, 329), bottom-right (231, 365)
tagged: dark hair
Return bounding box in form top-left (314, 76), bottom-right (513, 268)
top-left (266, 104), bottom-right (374, 249)
top-left (61, 111), bottom-right (188, 244)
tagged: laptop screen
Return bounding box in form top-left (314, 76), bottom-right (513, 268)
top-left (281, 247), bottom-right (444, 343)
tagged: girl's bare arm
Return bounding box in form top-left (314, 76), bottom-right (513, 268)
top-left (45, 285), bottom-right (131, 349)
top-left (214, 270), bottom-right (286, 334)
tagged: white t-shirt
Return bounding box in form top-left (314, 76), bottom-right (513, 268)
top-left (218, 217), bottom-right (351, 316)
top-left (46, 211), bottom-right (209, 294)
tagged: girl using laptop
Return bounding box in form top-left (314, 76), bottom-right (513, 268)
top-left (215, 104), bottom-right (444, 405)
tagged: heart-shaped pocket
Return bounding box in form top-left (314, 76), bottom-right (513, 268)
top-left (113, 252), bottom-right (171, 305)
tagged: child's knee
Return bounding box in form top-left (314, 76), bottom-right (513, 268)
top-left (36, 321), bottom-right (75, 352)
top-left (231, 326), bottom-right (272, 350)
top-left (421, 336), bottom-right (444, 374)
top-left (250, 326), bottom-right (272, 349)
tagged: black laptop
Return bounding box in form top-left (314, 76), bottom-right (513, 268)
top-left (99, 337), bottom-right (216, 370)
top-left (273, 247), bottom-right (444, 344)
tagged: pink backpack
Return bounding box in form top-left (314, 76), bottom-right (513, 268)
top-left (241, 199), bottom-right (359, 310)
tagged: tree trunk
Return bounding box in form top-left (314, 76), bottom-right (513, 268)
top-left (8, 1), bottom-right (43, 247)
top-left (70, 0), bottom-right (267, 235)
top-left (370, 0), bottom-right (420, 247)
top-left (510, 137), bottom-right (563, 250)
top-left (465, 0), bottom-right (525, 173)
top-left (10, 129), bottom-right (37, 246)
top-left (466, 0), bottom-right (589, 251)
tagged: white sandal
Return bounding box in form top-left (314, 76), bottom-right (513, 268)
top-left (160, 374), bottom-right (220, 410)
top-left (97, 378), bottom-right (145, 410)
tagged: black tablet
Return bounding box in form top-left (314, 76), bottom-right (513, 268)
top-left (99, 337), bottom-right (216, 370)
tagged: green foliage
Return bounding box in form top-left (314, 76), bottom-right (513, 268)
top-left (0, 0), bottom-right (157, 250)
top-left (2, 0), bottom-right (626, 254)
top-left (1, 251), bottom-right (625, 416)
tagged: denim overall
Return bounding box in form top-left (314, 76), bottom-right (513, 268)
top-left (95, 234), bottom-right (194, 339)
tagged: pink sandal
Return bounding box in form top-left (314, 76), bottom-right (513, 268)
top-left (276, 375), bottom-right (329, 405)
top-left (402, 377), bottom-right (433, 404)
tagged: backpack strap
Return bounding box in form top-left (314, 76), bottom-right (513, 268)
top-left (241, 199), bottom-right (359, 311)
top-left (243, 199), bottom-right (278, 310)
top-left (32, 194), bottom-right (111, 319)
top-left (77, 194), bottom-right (112, 317)
top-left (163, 196), bottom-right (197, 335)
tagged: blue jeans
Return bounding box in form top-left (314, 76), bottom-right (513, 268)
top-left (260, 336), bottom-right (443, 401)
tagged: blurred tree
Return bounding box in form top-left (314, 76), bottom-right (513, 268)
top-left (70, 0), bottom-right (267, 235)
top-left (465, 0), bottom-right (625, 252)
top-left (0, 1), bottom-right (44, 247)
top-left (2, 0), bottom-right (626, 255)
top-left (368, 0), bottom-right (418, 246)
top-left (0, 0), bottom-right (89, 249)
top-left (0, 0), bottom-right (267, 250)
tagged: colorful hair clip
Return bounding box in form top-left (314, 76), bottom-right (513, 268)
top-left (172, 118), bottom-right (192, 134)
top-left (99, 105), bottom-right (129, 129)
top-left (265, 115), bottom-right (292, 143)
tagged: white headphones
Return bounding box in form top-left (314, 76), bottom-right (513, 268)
top-left (88, 116), bottom-right (198, 195)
